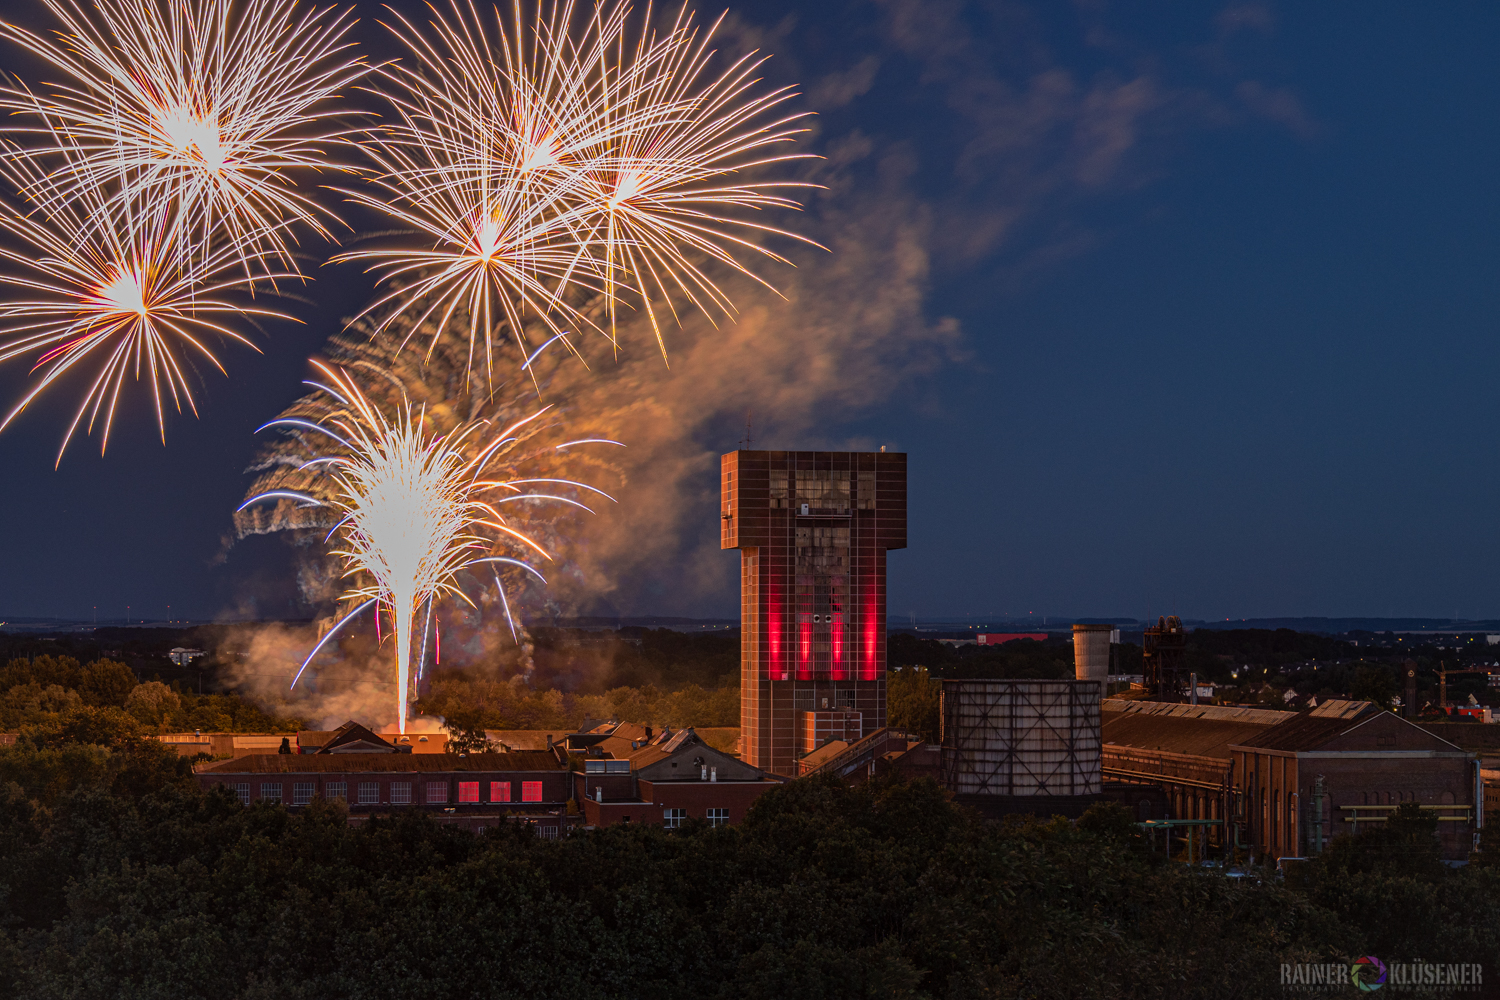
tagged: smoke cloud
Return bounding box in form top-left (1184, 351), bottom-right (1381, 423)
top-left (533, 150), bottom-right (961, 616)
top-left (214, 0), bottom-right (1301, 719)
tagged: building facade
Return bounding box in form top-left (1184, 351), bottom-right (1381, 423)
top-left (721, 449), bottom-right (907, 776)
top-left (196, 749), bottom-right (574, 835)
top-left (571, 725), bottom-right (784, 828)
top-left (1231, 709), bottom-right (1479, 861)
top-left (1101, 699), bottom-right (1299, 850)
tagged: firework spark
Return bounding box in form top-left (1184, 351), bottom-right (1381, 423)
top-left (340, 0), bottom-right (817, 373)
top-left (239, 358), bottom-right (616, 731)
top-left (334, 0), bottom-right (621, 378)
top-left (0, 140), bottom-right (293, 462)
top-left (576, 3), bottom-right (821, 354)
top-left (0, 0), bottom-right (369, 274)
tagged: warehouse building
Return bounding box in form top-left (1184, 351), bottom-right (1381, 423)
top-left (1231, 708), bottom-right (1480, 861)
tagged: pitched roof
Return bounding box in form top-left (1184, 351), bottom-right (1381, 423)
top-left (317, 721), bottom-right (394, 754)
top-left (484, 730), bottom-right (568, 751)
top-left (1102, 711), bottom-right (1277, 760)
top-left (1230, 713), bottom-right (1373, 752)
top-left (196, 750), bottom-right (564, 774)
top-left (694, 727), bottom-right (739, 755)
top-left (1102, 699), bottom-right (1297, 725)
top-left (625, 729), bottom-right (709, 770)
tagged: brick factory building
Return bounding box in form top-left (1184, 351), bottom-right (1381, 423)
top-left (567, 722), bottom-right (784, 828)
top-left (1231, 708), bottom-right (1480, 861)
top-left (1102, 699), bottom-right (1482, 861)
top-left (195, 720), bottom-right (783, 834)
top-left (721, 449), bottom-right (907, 776)
top-left (197, 748), bottom-right (573, 836)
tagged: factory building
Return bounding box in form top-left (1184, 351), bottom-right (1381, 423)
top-left (1102, 700), bottom-right (1302, 851)
top-left (196, 743), bottom-right (574, 836)
top-left (721, 449), bottom-right (907, 776)
top-left (566, 721), bottom-right (784, 828)
top-left (195, 720), bottom-right (784, 834)
top-left (1231, 708), bottom-right (1479, 861)
top-left (1102, 699), bottom-right (1482, 861)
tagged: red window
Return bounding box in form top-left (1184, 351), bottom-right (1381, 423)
top-left (491, 781), bottom-right (511, 803)
top-left (522, 781), bottom-right (543, 803)
top-left (457, 781), bottom-right (479, 803)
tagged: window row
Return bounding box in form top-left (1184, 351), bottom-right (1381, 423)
top-left (664, 807), bottom-right (731, 829)
top-left (230, 780), bottom-right (548, 806)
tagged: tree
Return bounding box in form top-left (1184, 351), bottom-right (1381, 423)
top-left (124, 680), bottom-right (180, 728)
top-left (77, 659), bottom-right (137, 707)
top-left (1319, 800), bottom-right (1443, 882)
top-left (1350, 664), bottom-right (1397, 710)
top-left (21, 706), bottom-right (142, 749)
top-left (444, 709), bottom-right (494, 753)
top-left (887, 666), bottom-right (940, 742)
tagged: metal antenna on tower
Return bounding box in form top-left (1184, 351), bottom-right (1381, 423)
top-left (739, 410), bottom-right (754, 449)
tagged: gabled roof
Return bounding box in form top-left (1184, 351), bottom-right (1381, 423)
top-left (316, 721), bottom-right (395, 754)
top-left (625, 728), bottom-right (706, 770)
top-left (1225, 705), bottom-right (1467, 754)
top-left (1231, 714), bottom-right (1367, 752)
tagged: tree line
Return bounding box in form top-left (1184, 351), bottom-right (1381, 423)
top-left (0, 718), bottom-right (1495, 998)
top-left (418, 669), bottom-right (739, 734)
top-left (0, 655), bottom-right (298, 735)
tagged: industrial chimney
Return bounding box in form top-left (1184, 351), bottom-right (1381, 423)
top-left (1072, 624), bottom-right (1113, 692)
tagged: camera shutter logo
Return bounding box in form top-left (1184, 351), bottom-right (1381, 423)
top-left (1351, 956), bottom-right (1387, 992)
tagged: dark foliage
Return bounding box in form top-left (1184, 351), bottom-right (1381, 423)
top-left (0, 730), bottom-right (1495, 1000)
top-left (887, 666), bottom-right (940, 741)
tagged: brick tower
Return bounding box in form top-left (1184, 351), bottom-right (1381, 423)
top-left (721, 450), bottom-right (907, 776)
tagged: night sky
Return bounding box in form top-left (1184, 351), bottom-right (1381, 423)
top-left (1, 1), bottom-right (1498, 624)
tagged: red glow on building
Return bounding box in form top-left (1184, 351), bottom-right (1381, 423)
top-left (799, 615), bottom-right (812, 680)
top-left (831, 613), bottom-right (844, 679)
top-left (722, 450), bottom-right (906, 775)
top-left (768, 605), bottom-right (783, 680)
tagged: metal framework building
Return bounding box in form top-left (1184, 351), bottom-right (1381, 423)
top-left (1143, 615), bottom-right (1188, 701)
top-left (939, 679), bottom-right (1102, 797)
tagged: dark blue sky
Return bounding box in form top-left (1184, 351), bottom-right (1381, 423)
top-left (1, 1), bottom-right (1498, 623)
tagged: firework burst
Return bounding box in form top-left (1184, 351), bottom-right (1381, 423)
top-left (341, 0), bottom-right (817, 372)
top-left (238, 354), bottom-right (617, 730)
top-left (0, 0), bottom-right (369, 274)
top-left (0, 141), bottom-right (293, 462)
top-left (577, 3), bottom-right (821, 354)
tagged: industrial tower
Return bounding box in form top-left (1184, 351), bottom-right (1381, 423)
top-left (721, 450), bottom-right (907, 776)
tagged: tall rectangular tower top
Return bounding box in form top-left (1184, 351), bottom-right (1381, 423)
top-left (721, 450), bottom-right (907, 552)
